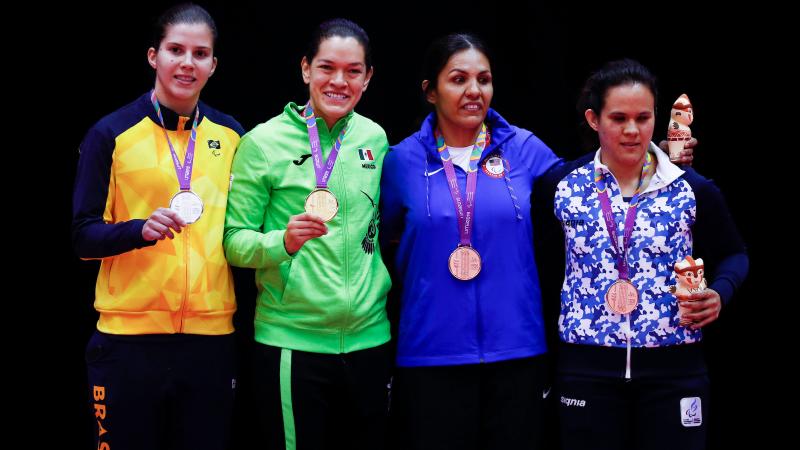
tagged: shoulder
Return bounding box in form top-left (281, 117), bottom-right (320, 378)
top-left (240, 111), bottom-right (294, 144)
top-left (506, 126), bottom-right (556, 158)
top-left (90, 93), bottom-right (152, 140)
top-left (679, 166), bottom-right (713, 187)
top-left (677, 166), bottom-right (725, 204)
top-left (80, 94), bottom-right (152, 155)
top-left (200, 101), bottom-right (245, 136)
top-left (488, 114), bottom-right (559, 176)
top-left (550, 152), bottom-right (595, 187)
top-left (352, 112), bottom-right (388, 141)
top-left (386, 132), bottom-right (425, 168)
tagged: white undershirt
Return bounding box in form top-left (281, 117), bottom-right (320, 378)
top-left (447, 146), bottom-right (473, 172)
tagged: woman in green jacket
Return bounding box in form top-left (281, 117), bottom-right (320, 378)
top-left (223, 18), bottom-right (391, 450)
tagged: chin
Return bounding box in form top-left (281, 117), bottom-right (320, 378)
top-left (624, 152), bottom-right (647, 165)
top-left (316, 106), bottom-right (350, 126)
top-left (169, 87), bottom-right (200, 101)
top-left (458, 116), bottom-right (485, 128)
top-left (330, 103), bottom-right (353, 115)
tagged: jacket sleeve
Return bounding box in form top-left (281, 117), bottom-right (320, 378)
top-left (518, 132), bottom-right (562, 180)
top-left (532, 152), bottom-right (597, 313)
top-left (690, 176), bottom-right (749, 304)
top-left (379, 146), bottom-right (406, 250)
top-left (71, 124), bottom-right (155, 259)
top-left (223, 134), bottom-right (292, 269)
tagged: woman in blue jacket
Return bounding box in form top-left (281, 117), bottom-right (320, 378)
top-left (548, 59), bottom-right (748, 450)
top-left (381, 33), bottom-right (560, 450)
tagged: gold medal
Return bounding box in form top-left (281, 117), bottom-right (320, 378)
top-left (605, 279), bottom-right (639, 314)
top-left (448, 246), bottom-right (482, 281)
top-left (304, 188), bottom-right (338, 222)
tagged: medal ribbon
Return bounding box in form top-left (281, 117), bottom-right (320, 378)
top-left (436, 123), bottom-right (488, 247)
top-left (594, 151), bottom-right (653, 280)
top-left (303, 102), bottom-right (347, 189)
top-left (150, 90), bottom-right (199, 191)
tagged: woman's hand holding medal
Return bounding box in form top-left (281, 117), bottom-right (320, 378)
top-left (283, 213), bottom-right (328, 255)
top-left (142, 207), bottom-right (187, 241)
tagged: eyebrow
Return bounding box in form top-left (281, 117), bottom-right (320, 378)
top-left (164, 42), bottom-right (212, 50)
top-left (607, 109), bottom-right (653, 114)
top-left (448, 68), bottom-right (491, 75)
top-left (316, 59), bottom-right (365, 67)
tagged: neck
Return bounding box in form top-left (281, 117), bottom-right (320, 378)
top-left (154, 85), bottom-right (197, 116)
top-left (321, 116), bottom-right (337, 130)
top-left (437, 116), bottom-right (480, 148)
top-left (309, 100), bottom-right (345, 131)
top-left (601, 151), bottom-right (650, 197)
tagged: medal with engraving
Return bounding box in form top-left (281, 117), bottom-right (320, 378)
top-left (594, 151), bottom-right (653, 314)
top-left (304, 188), bottom-right (339, 222)
top-left (169, 190), bottom-right (204, 224)
top-left (605, 279), bottom-right (639, 314)
top-left (448, 246), bottom-right (482, 281)
top-left (302, 102), bottom-right (346, 222)
top-left (150, 90), bottom-right (205, 223)
top-left (436, 123), bottom-right (488, 281)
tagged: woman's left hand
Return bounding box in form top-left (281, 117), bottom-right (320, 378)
top-left (658, 137), bottom-right (697, 165)
top-left (677, 288), bottom-right (721, 329)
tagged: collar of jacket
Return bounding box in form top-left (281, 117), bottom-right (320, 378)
top-left (592, 142), bottom-right (686, 195)
top-left (143, 92), bottom-right (205, 131)
top-left (416, 108), bottom-right (516, 161)
top-left (284, 101), bottom-right (354, 136)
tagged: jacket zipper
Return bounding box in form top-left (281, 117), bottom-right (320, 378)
top-left (176, 117), bottom-right (189, 333)
top-left (340, 131), bottom-right (350, 353)
top-left (625, 314), bottom-right (632, 379)
top-left (454, 164), bottom-right (485, 363)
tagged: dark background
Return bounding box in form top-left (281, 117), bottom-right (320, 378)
top-left (41, 1), bottom-right (780, 448)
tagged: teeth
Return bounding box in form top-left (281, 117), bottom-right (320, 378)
top-left (325, 93), bottom-right (347, 100)
top-left (464, 104), bottom-right (480, 110)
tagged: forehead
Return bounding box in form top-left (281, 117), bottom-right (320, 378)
top-left (602, 83), bottom-right (655, 111)
top-left (444, 48), bottom-right (491, 72)
top-left (314, 36), bottom-right (366, 64)
top-left (162, 22), bottom-right (214, 47)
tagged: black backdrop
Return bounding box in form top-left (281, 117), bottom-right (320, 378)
top-left (47, 1), bottom-right (777, 448)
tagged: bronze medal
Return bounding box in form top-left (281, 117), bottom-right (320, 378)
top-left (605, 279), bottom-right (639, 314)
top-left (448, 246), bottom-right (482, 281)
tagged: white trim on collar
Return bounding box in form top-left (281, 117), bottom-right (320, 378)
top-left (592, 142), bottom-right (685, 195)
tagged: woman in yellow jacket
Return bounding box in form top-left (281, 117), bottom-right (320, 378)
top-left (72, 4), bottom-right (243, 449)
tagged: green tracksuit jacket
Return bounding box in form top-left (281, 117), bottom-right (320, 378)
top-left (223, 102), bottom-right (391, 353)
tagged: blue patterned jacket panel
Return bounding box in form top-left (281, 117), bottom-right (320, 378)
top-left (555, 145), bottom-right (702, 347)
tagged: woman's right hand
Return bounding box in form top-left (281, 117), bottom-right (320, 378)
top-left (142, 208), bottom-right (186, 241)
top-left (658, 137), bottom-right (697, 165)
top-left (284, 213), bottom-right (328, 255)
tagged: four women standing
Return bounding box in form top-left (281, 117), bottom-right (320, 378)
top-left (74, 8), bottom-right (747, 450)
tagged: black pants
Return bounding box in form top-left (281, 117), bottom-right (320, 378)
top-left (85, 331), bottom-right (237, 450)
top-left (557, 343), bottom-right (709, 450)
top-left (253, 342), bottom-right (392, 450)
top-left (390, 355), bottom-right (550, 450)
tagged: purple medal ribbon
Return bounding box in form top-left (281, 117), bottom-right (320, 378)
top-left (150, 91), bottom-right (199, 191)
top-left (594, 152), bottom-right (653, 280)
top-left (303, 102), bottom-right (347, 188)
top-left (436, 124), bottom-right (488, 246)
